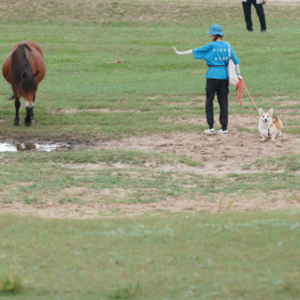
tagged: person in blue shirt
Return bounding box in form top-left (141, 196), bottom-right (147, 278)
top-left (173, 24), bottom-right (241, 135)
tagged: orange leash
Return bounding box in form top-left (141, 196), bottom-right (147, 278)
top-left (236, 79), bottom-right (259, 112)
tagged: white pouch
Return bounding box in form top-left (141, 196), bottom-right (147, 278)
top-left (227, 43), bottom-right (239, 87)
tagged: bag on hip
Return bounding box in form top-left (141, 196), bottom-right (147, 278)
top-left (227, 43), bottom-right (238, 87)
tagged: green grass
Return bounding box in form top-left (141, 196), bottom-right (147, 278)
top-left (1, 212), bottom-right (300, 299)
top-left (0, 1), bottom-right (300, 140)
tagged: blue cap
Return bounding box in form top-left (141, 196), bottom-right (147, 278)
top-left (206, 24), bottom-right (225, 37)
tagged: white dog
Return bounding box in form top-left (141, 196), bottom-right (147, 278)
top-left (258, 108), bottom-right (283, 141)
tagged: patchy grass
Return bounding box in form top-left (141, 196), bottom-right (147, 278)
top-left (243, 154), bottom-right (300, 172)
top-left (236, 126), bottom-right (256, 134)
top-left (2, 149), bottom-right (203, 167)
top-left (1, 150), bottom-right (300, 205)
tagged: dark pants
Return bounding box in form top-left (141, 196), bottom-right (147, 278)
top-left (242, 0), bottom-right (267, 31)
top-left (205, 79), bottom-right (229, 129)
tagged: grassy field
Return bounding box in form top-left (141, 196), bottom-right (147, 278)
top-left (1, 212), bottom-right (300, 300)
top-left (1, 1), bottom-right (300, 299)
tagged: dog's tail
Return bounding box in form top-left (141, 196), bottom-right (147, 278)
top-left (272, 116), bottom-right (283, 131)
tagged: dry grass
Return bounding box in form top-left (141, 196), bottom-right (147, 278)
top-left (0, 0), bottom-right (299, 25)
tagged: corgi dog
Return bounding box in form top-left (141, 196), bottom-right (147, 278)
top-left (258, 108), bottom-right (283, 141)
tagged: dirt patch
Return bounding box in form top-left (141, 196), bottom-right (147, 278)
top-left (162, 102), bottom-right (201, 107)
top-left (1, 191), bottom-right (300, 219)
top-left (147, 95), bottom-right (206, 101)
top-left (279, 100), bottom-right (299, 106)
top-left (174, 114), bottom-right (258, 130)
top-left (94, 114), bottom-right (300, 176)
top-left (147, 95), bottom-right (162, 100)
top-left (283, 115), bottom-right (300, 120)
top-left (64, 161), bottom-right (205, 175)
top-left (60, 108), bottom-right (152, 114)
top-left (177, 113), bottom-right (300, 127)
top-left (276, 108), bottom-right (300, 114)
top-left (61, 108), bottom-right (126, 114)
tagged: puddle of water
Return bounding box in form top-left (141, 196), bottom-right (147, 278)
top-left (0, 142), bottom-right (67, 152)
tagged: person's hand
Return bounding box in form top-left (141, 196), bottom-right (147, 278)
top-left (263, 0), bottom-right (267, 3)
top-left (238, 75), bottom-right (243, 80)
top-left (173, 46), bottom-right (178, 55)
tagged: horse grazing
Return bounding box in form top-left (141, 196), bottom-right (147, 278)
top-left (2, 41), bottom-right (46, 126)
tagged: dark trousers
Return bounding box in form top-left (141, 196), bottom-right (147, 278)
top-left (205, 79), bottom-right (229, 129)
top-left (242, 0), bottom-right (267, 31)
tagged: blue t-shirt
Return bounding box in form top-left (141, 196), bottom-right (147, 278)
top-left (192, 41), bottom-right (240, 79)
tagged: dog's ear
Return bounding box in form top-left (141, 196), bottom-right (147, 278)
top-left (259, 108), bottom-right (263, 115)
top-left (269, 108), bottom-right (273, 116)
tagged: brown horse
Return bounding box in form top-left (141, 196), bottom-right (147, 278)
top-left (2, 41), bottom-right (46, 126)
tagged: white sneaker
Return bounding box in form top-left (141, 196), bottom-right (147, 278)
top-left (204, 128), bottom-right (216, 134)
top-left (216, 128), bottom-right (228, 135)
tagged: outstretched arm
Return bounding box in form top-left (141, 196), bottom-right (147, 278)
top-left (173, 46), bottom-right (193, 56)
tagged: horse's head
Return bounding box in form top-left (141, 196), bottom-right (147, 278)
top-left (19, 71), bottom-right (39, 108)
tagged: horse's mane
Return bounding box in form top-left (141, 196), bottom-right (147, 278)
top-left (9, 43), bottom-right (37, 93)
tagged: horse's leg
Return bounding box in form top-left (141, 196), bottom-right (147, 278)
top-left (30, 95), bottom-right (35, 121)
top-left (13, 91), bottom-right (21, 127)
top-left (24, 107), bottom-right (32, 126)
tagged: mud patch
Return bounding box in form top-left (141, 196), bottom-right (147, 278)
top-left (0, 141), bottom-right (70, 152)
